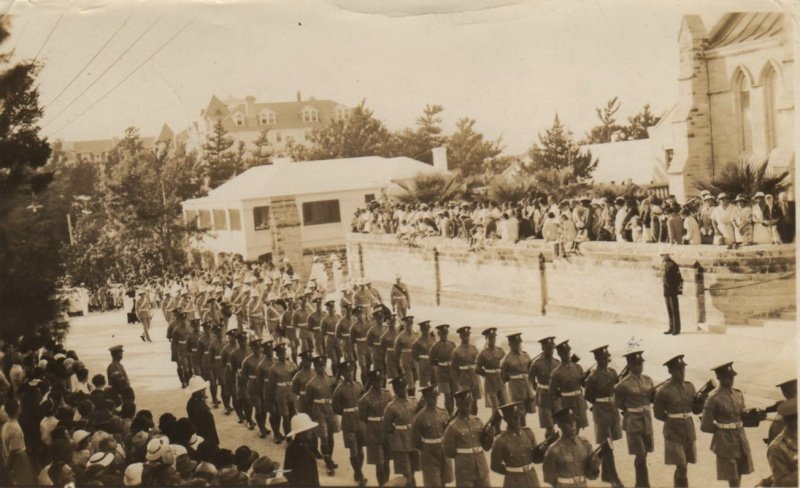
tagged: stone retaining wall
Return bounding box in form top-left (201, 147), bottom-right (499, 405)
top-left (346, 233), bottom-right (796, 326)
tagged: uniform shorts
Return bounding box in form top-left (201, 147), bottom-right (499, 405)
top-left (716, 456), bottom-right (750, 481)
top-left (366, 444), bottom-right (390, 465)
top-left (314, 416), bottom-right (340, 439)
top-left (343, 425), bottom-right (366, 450)
top-left (664, 439), bottom-right (696, 465)
top-left (393, 451), bottom-right (420, 474)
top-left (626, 431), bottom-right (654, 456)
top-left (484, 386), bottom-right (502, 409)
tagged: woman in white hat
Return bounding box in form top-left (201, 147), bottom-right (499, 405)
top-left (751, 192), bottom-right (772, 244)
top-left (283, 413), bottom-right (320, 487)
top-left (185, 375), bottom-right (219, 446)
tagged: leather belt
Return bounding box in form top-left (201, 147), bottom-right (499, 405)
top-left (367, 416), bottom-right (383, 422)
top-left (538, 385), bottom-right (550, 390)
top-left (438, 362), bottom-right (451, 367)
top-left (314, 399), bottom-right (332, 404)
top-left (326, 332), bottom-right (335, 336)
top-left (386, 348), bottom-right (395, 352)
top-left (356, 338), bottom-right (367, 342)
top-left (178, 341), bottom-right (187, 344)
top-left (401, 349), bottom-right (412, 353)
top-left (506, 463), bottom-right (535, 473)
top-left (343, 407), bottom-right (358, 413)
top-left (422, 437), bottom-right (441, 444)
top-left (214, 356), bottom-right (222, 359)
top-left (341, 334), bottom-right (350, 337)
top-left (595, 396), bottom-right (613, 403)
top-left (458, 364), bottom-right (475, 371)
top-left (714, 421), bottom-right (743, 429)
top-left (418, 355), bottom-right (429, 359)
top-left (203, 351), bottom-right (211, 355)
top-left (561, 390), bottom-right (582, 397)
top-left (484, 369), bottom-right (499, 374)
top-left (509, 374), bottom-right (527, 380)
top-left (394, 425), bottom-right (409, 430)
top-left (668, 413), bottom-right (693, 419)
top-left (558, 476), bottom-right (586, 485)
top-left (456, 447), bottom-right (482, 454)
top-left (626, 406), bottom-right (650, 413)
top-left (276, 382), bottom-right (291, 387)
top-left (248, 375), bottom-right (257, 379)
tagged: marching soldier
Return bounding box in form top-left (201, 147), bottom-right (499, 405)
top-left (293, 294), bottom-right (312, 355)
top-left (583, 345), bottom-right (622, 488)
top-left (292, 350), bottom-right (315, 415)
top-left (412, 385), bottom-right (454, 488)
top-left (614, 350), bottom-right (655, 488)
top-left (529, 337), bottom-right (561, 437)
top-left (766, 379), bottom-right (797, 445)
top-left (266, 293), bottom-right (282, 341)
top-left (187, 320), bottom-right (203, 376)
top-left (230, 332), bottom-right (250, 424)
top-left (220, 330), bottom-right (238, 415)
top-left (336, 303), bottom-right (356, 363)
top-left (443, 389), bottom-right (492, 488)
top-left (502, 332), bottom-right (535, 425)
top-left (307, 297), bottom-right (324, 355)
top-left (333, 360), bottom-right (368, 486)
top-left (412, 320), bottom-right (435, 388)
top-left (281, 297), bottom-right (298, 363)
top-left (240, 337), bottom-right (262, 430)
top-left (198, 321), bottom-right (213, 390)
top-left (206, 325), bottom-right (223, 408)
top-left (476, 327), bottom-right (505, 415)
top-left (267, 343), bottom-right (298, 444)
top-left (232, 285), bottom-right (249, 333)
top-left (543, 407), bottom-right (605, 488)
top-left (258, 341), bottom-right (280, 440)
top-left (351, 305), bottom-right (371, 385)
top-left (653, 354), bottom-right (703, 488)
top-left (368, 310), bottom-right (388, 378)
top-left (321, 299), bottom-right (342, 378)
top-left (767, 398), bottom-right (798, 488)
top-left (249, 289), bottom-right (267, 339)
top-left (391, 275), bottom-right (411, 319)
top-left (384, 377), bottom-right (420, 487)
top-left (549, 340), bottom-right (588, 430)
top-left (359, 367), bottom-right (393, 487)
top-left (451, 326), bottom-right (481, 415)
top-left (382, 312), bottom-right (401, 383)
top-left (305, 354), bottom-right (340, 475)
top-left (490, 401), bottom-right (541, 488)
top-left (430, 324), bottom-right (457, 414)
top-left (395, 316), bottom-right (418, 398)
top-left (700, 362), bottom-right (754, 488)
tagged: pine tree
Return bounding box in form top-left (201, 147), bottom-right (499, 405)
top-left (584, 96), bottom-right (622, 144)
top-left (252, 128), bottom-right (273, 165)
top-left (623, 104), bottom-right (660, 140)
top-left (202, 119), bottom-right (235, 187)
top-left (396, 104), bottom-right (448, 164)
top-left (301, 100), bottom-right (397, 160)
top-left (446, 117), bottom-right (503, 176)
top-left (526, 114), bottom-right (597, 182)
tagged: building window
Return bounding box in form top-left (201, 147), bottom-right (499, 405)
top-left (259, 110), bottom-right (276, 126)
top-left (664, 149), bottom-right (674, 169)
top-left (233, 112), bottom-right (245, 127)
top-left (763, 64), bottom-right (781, 150)
top-left (364, 194), bottom-right (376, 203)
top-left (733, 70), bottom-right (752, 154)
top-left (302, 108), bottom-right (319, 123)
top-left (212, 209), bottom-right (227, 230)
top-left (253, 206), bottom-right (270, 230)
top-left (184, 210), bottom-right (197, 224)
top-left (197, 210), bottom-right (211, 230)
top-left (229, 209), bottom-right (242, 230)
top-left (335, 107), bottom-right (350, 120)
top-left (302, 200), bottom-right (341, 226)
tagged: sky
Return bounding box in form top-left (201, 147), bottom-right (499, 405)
top-left (1, 0), bottom-right (790, 155)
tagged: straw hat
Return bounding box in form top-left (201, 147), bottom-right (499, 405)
top-left (286, 413), bottom-right (318, 438)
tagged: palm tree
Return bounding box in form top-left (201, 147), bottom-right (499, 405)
top-left (488, 175), bottom-right (536, 203)
top-left (695, 157), bottom-right (791, 197)
top-left (392, 172), bottom-right (465, 204)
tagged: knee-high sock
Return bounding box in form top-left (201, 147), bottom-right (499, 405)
top-left (634, 456), bottom-right (650, 488)
top-left (601, 449), bottom-right (621, 484)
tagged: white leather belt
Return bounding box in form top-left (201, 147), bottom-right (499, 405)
top-left (510, 374), bottom-right (527, 380)
top-left (422, 437), bottom-right (441, 444)
top-left (626, 406), bottom-right (650, 413)
top-left (595, 397), bottom-right (613, 403)
top-left (300, 390), bottom-right (306, 395)
top-left (386, 348), bottom-right (395, 352)
top-left (401, 349), bottom-right (412, 353)
top-left (314, 399), bottom-right (332, 404)
top-left (484, 369), bottom-right (499, 374)
top-left (668, 412), bottom-right (693, 419)
top-left (341, 334), bottom-right (350, 337)
top-left (537, 385), bottom-right (549, 390)
top-left (561, 390), bottom-right (582, 397)
top-left (326, 332), bottom-right (335, 336)
top-left (714, 421), bottom-right (742, 429)
top-left (368, 416), bottom-right (383, 422)
top-left (343, 407), bottom-right (358, 413)
top-left (438, 362), bottom-right (451, 367)
top-left (558, 476), bottom-right (586, 485)
top-left (506, 463), bottom-right (535, 473)
top-left (456, 447), bottom-right (482, 454)
top-left (394, 425), bottom-right (409, 430)
top-left (248, 375), bottom-right (257, 379)
top-left (276, 382), bottom-right (291, 387)
top-left (356, 338), bottom-right (367, 342)
top-left (458, 364), bottom-right (475, 371)
top-left (418, 355), bottom-right (429, 359)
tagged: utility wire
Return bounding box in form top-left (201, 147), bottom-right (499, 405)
top-left (43, 15), bottom-right (162, 129)
top-left (51, 15), bottom-right (197, 135)
top-left (44, 15), bottom-right (133, 108)
top-left (30, 14), bottom-right (61, 65)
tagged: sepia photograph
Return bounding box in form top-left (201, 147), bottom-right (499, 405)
top-left (0, 0), bottom-right (796, 486)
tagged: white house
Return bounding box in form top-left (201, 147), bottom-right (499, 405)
top-left (182, 152), bottom-right (447, 265)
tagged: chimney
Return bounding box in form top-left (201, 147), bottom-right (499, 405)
top-left (296, 91), bottom-right (301, 102)
top-left (245, 96), bottom-right (256, 117)
top-left (432, 146), bottom-right (448, 171)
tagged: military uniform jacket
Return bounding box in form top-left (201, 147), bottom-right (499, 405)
top-left (305, 372), bottom-right (337, 423)
top-left (700, 387), bottom-right (754, 468)
top-left (292, 367), bottom-right (315, 413)
top-left (491, 427), bottom-right (540, 488)
top-left (412, 333), bottom-right (434, 386)
top-left (543, 436), bottom-right (595, 487)
top-left (187, 329), bottom-right (201, 364)
top-left (530, 357), bottom-right (561, 409)
top-left (230, 348), bottom-right (247, 389)
top-left (452, 343), bottom-right (481, 397)
top-left (308, 310), bottom-right (323, 333)
top-left (381, 328), bottom-right (400, 378)
top-left (221, 343), bottom-right (236, 381)
top-left (292, 308), bottom-right (309, 331)
top-left (430, 340), bottom-right (456, 394)
top-left (550, 362), bottom-right (588, 421)
top-left (767, 429), bottom-right (798, 488)
top-left (384, 396), bottom-right (418, 452)
top-left (209, 338), bottom-right (223, 374)
top-left (332, 380), bottom-right (365, 432)
top-left (241, 353), bottom-right (261, 395)
top-left (198, 333), bottom-right (213, 369)
top-left (476, 346), bottom-right (505, 394)
top-left (267, 359), bottom-right (298, 407)
top-left (442, 415), bottom-right (490, 483)
top-left (394, 331), bottom-right (417, 382)
top-left (266, 304), bottom-right (281, 326)
top-left (335, 316), bottom-right (355, 360)
top-left (355, 288), bottom-right (372, 307)
top-left (614, 373), bottom-right (654, 435)
top-left (107, 361), bottom-right (129, 387)
top-left (256, 357), bottom-right (275, 402)
top-left (367, 325), bottom-right (387, 370)
top-left (584, 367), bottom-right (622, 442)
top-left (653, 379), bottom-right (697, 444)
top-left (321, 313), bottom-right (340, 353)
top-left (412, 405), bottom-right (450, 452)
top-left (173, 325), bottom-right (189, 355)
top-left (351, 318), bottom-right (370, 359)
top-left (359, 388), bottom-right (393, 446)
top-left (502, 350), bottom-right (535, 403)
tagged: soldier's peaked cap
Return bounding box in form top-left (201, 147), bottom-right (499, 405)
top-left (312, 354), bottom-right (326, 364)
top-left (776, 379), bottom-right (796, 389)
top-left (456, 326), bottom-right (471, 334)
top-left (711, 362), bottom-right (737, 376)
top-left (403, 315), bottom-right (414, 322)
top-left (590, 345), bottom-right (609, 357)
top-left (435, 324), bottom-right (450, 331)
top-left (339, 360), bottom-right (355, 369)
top-left (552, 407), bottom-right (575, 423)
top-left (298, 350), bottom-right (313, 359)
top-left (389, 377), bottom-right (406, 388)
top-left (324, 299), bottom-right (335, 306)
top-left (499, 401), bottom-right (522, 413)
top-left (482, 327), bottom-right (498, 337)
top-left (418, 320), bottom-right (431, 327)
top-left (539, 336), bottom-right (556, 345)
top-left (623, 351), bottom-right (644, 363)
top-left (419, 385), bottom-right (437, 394)
top-left (555, 340), bottom-right (570, 351)
top-left (663, 355), bottom-right (686, 368)
top-left (507, 332), bottom-right (523, 341)
top-left (453, 389), bottom-right (472, 400)
top-left (109, 345), bottom-right (124, 353)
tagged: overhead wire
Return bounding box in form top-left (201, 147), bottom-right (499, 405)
top-left (30, 14), bottom-right (61, 65)
top-left (51, 14), bottom-right (197, 135)
top-left (43, 15), bottom-right (162, 129)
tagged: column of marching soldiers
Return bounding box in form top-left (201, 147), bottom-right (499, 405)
top-left (157, 277), bottom-right (797, 488)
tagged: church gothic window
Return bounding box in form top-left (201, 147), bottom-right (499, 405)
top-left (733, 69), bottom-right (752, 155)
top-left (762, 63), bottom-right (781, 150)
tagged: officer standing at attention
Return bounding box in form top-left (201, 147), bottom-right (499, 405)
top-left (412, 320), bottom-right (435, 388)
top-left (700, 362), bottom-right (753, 488)
top-left (476, 327), bottom-right (505, 416)
top-left (614, 350), bottom-right (655, 488)
top-left (653, 354), bottom-right (704, 488)
top-left (501, 332), bottom-right (535, 426)
top-left (107, 345), bottom-right (130, 388)
top-left (660, 247), bottom-right (683, 335)
top-left (490, 401), bottom-right (541, 488)
top-left (430, 324), bottom-right (457, 415)
top-left (543, 407), bottom-right (604, 488)
top-left (583, 345), bottom-right (622, 488)
top-left (529, 337), bottom-right (560, 436)
top-left (451, 326), bottom-right (481, 415)
top-left (549, 340), bottom-right (588, 430)
top-left (443, 389), bottom-right (492, 488)
top-left (411, 385), bottom-right (454, 488)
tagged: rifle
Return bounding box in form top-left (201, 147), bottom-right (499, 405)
top-left (650, 378), bottom-right (671, 402)
top-left (585, 439), bottom-right (612, 479)
top-left (531, 431), bottom-right (560, 463)
top-left (692, 379), bottom-right (714, 412)
top-left (480, 410), bottom-right (502, 450)
top-left (616, 365), bottom-right (629, 383)
top-left (580, 363), bottom-right (597, 387)
top-left (743, 400), bottom-right (782, 428)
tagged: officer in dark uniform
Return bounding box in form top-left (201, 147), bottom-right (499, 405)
top-left (412, 385), bottom-right (453, 488)
top-left (107, 345), bottom-right (129, 388)
top-left (476, 327), bottom-right (505, 416)
top-left (529, 337), bottom-right (560, 436)
top-left (583, 345), bottom-right (622, 488)
top-left (430, 324), bottom-right (456, 415)
top-left (660, 247), bottom-right (683, 335)
top-left (491, 401), bottom-right (540, 488)
top-left (614, 350), bottom-right (655, 488)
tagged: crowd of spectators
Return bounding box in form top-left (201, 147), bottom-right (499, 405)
top-left (351, 190), bottom-right (795, 254)
top-left (0, 335), bottom-right (288, 486)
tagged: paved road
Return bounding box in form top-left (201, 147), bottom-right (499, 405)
top-left (66, 304), bottom-right (791, 487)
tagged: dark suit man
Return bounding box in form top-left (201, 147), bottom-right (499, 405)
top-left (661, 248), bottom-right (683, 335)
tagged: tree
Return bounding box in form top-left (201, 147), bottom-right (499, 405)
top-left (396, 104), bottom-right (448, 164)
top-left (526, 114), bottom-right (597, 183)
top-left (622, 104), bottom-right (660, 140)
top-left (695, 157), bottom-right (791, 197)
top-left (392, 172), bottom-right (465, 204)
top-left (0, 18), bottom-right (65, 341)
top-left (446, 117), bottom-right (503, 176)
top-left (584, 97), bottom-right (622, 144)
top-left (202, 119), bottom-right (235, 188)
top-left (252, 129), bottom-right (273, 166)
top-left (295, 100), bottom-right (397, 161)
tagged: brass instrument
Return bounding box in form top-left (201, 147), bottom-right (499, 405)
top-left (531, 432), bottom-right (560, 463)
top-left (571, 353), bottom-right (581, 363)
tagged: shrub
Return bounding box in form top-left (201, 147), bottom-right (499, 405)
top-left (695, 157), bottom-right (790, 197)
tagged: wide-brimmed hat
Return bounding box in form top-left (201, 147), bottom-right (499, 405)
top-left (286, 413), bottom-right (318, 438)
top-left (145, 436), bottom-right (170, 462)
top-left (234, 445), bottom-right (259, 471)
top-left (123, 462), bottom-right (144, 486)
top-left (186, 376), bottom-right (209, 395)
top-left (72, 429), bottom-right (91, 445)
top-left (251, 455), bottom-right (280, 475)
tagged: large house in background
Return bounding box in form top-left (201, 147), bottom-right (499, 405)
top-left (649, 12), bottom-right (794, 201)
top-left (59, 124), bottom-right (180, 162)
top-left (184, 93), bottom-right (350, 155)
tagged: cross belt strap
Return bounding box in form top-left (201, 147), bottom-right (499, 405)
top-left (422, 437), bottom-right (442, 444)
top-left (714, 421), bottom-right (743, 429)
top-left (343, 407), bottom-right (358, 413)
top-left (558, 476), bottom-right (587, 485)
top-left (367, 416), bottom-right (383, 422)
top-left (594, 396), bottom-right (613, 403)
top-left (561, 389), bottom-right (582, 397)
top-left (505, 463), bottom-right (535, 473)
top-left (667, 412), bottom-right (693, 419)
top-left (456, 447), bottom-right (483, 454)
